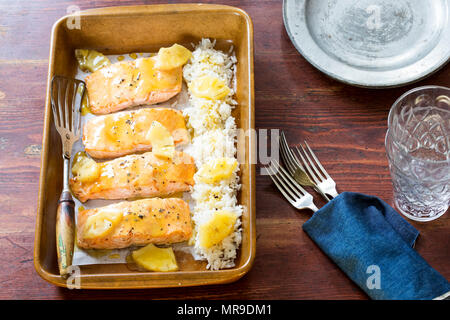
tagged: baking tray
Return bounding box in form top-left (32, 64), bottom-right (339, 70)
top-left (34, 4), bottom-right (255, 289)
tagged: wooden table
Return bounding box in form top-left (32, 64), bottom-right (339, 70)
top-left (0, 0), bottom-right (448, 300)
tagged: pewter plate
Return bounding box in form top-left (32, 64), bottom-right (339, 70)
top-left (283, 0), bottom-right (450, 88)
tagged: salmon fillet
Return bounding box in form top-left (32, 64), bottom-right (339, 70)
top-left (70, 151), bottom-right (195, 202)
top-left (77, 198), bottom-right (192, 249)
top-left (85, 56), bottom-right (182, 114)
top-left (82, 107), bottom-right (189, 159)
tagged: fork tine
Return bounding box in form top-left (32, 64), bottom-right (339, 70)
top-left (280, 131), bottom-right (306, 174)
top-left (51, 79), bottom-right (60, 128)
top-left (300, 143), bottom-right (326, 181)
top-left (304, 141), bottom-right (331, 179)
top-left (266, 164), bottom-right (291, 197)
top-left (59, 80), bottom-right (66, 129)
top-left (266, 164), bottom-right (295, 204)
top-left (70, 81), bottom-right (77, 132)
top-left (75, 82), bottom-right (84, 136)
top-left (268, 161), bottom-right (302, 199)
top-left (64, 79), bottom-right (71, 130)
top-left (288, 145), bottom-right (306, 171)
top-left (272, 159), bottom-right (308, 196)
top-left (52, 76), bottom-right (85, 135)
top-left (58, 78), bottom-right (66, 129)
top-left (294, 146), bottom-right (321, 184)
top-left (72, 84), bottom-right (78, 136)
top-left (279, 133), bottom-right (296, 175)
top-left (282, 132), bottom-right (310, 172)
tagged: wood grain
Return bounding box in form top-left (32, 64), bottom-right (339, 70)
top-left (0, 0), bottom-right (448, 299)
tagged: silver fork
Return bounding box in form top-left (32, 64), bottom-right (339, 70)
top-left (265, 160), bottom-right (319, 212)
top-left (293, 141), bottom-right (339, 198)
top-left (50, 75), bottom-right (85, 278)
top-left (280, 131), bottom-right (330, 202)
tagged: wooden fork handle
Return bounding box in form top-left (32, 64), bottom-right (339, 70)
top-left (56, 190), bottom-right (75, 278)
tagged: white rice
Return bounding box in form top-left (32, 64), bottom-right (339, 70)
top-left (183, 39), bottom-right (242, 270)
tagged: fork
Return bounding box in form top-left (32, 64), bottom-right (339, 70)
top-left (50, 75), bottom-right (85, 277)
top-left (293, 141), bottom-right (339, 198)
top-left (265, 159), bottom-right (319, 212)
top-left (279, 131), bottom-right (331, 202)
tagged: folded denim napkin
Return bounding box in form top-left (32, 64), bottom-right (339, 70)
top-left (302, 192), bottom-right (450, 300)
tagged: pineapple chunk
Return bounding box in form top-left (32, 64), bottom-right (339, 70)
top-left (83, 210), bottom-right (123, 239)
top-left (71, 151), bottom-right (100, 183)
top-left (80, 93), bottom-right (91, 115)
top-left (75, 49), bottom-right (110, 72)
top-left (76, 84), bottom-right (91, 115)
top-left (198, 211), bottom-right (237, 249)
top-left (132, 244), bottom-right (178, 272)
top-left (189, 75), bottom-right (231, 100)
top-left (196, 157), bottom-right (238, 184)
top-left (146, 121), bottom-right (175, 159)
top-left (155, 44), bottom-right (192, 70)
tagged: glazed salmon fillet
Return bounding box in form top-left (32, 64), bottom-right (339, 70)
top-left (70, 151), bottom-right (195, 202)
top-left (85, 56), bottom-right (182, 114)
top-left (77, 198), bottom-right (192, 249)
top-left (82, 107), bottom-right (189, 159)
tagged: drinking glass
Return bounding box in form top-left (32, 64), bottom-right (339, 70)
top-left (385, 86), bottom-right (450, 222)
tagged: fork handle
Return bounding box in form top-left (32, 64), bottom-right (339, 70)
top-left (56, 190), bottom-right (75, 278)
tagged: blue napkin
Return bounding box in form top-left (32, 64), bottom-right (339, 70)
top-left (303, 192), bottom-right (450, 300)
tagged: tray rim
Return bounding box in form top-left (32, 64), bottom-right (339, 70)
top-left (34, 3), bottom-right (255, 289)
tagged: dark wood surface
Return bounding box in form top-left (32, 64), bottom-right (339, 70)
top-left (0, 0), bottom-right (448, 299)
